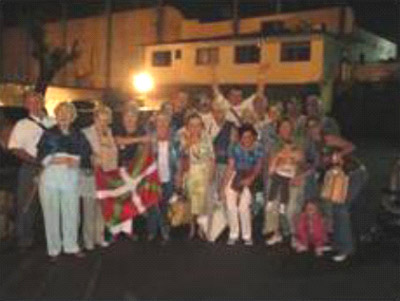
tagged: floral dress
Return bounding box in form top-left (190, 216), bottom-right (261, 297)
top-left (182, 133), bottom-right (215, 215)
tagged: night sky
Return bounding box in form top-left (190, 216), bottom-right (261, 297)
top-left (1, 0), bottom-right (399, 44)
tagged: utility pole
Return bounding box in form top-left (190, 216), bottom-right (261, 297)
top-left (276, 0), bottom-right (282, 14)
top-left (105, 0), bottom-right (113, 89)
top-left (61, 1), bottom-right (68, 84)
top-left (0, 1), bottom-right (4, 83)
top-left (156, 0), bottom-right (164, 43)
top-left (232, 0), bottom-right (240, 36)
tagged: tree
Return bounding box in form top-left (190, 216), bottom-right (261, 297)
top-left (26, 14), bottom-right (80, 95)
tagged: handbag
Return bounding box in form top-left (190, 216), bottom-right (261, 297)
top-left (197, 203), bottom-right (228, 242)
top-left (321, 167), bottom-right (349, 204)
top-left (168, 193), bottom-right (191, 227)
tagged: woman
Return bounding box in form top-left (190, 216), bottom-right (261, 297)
top-left (306, 118), bottom-right (365, 262)
top-left (37, 102), bottom-right (90, 261)
top-left (81, 105), bottom-right (117, 250)
top-left (264, 118), bottom-right (307, 247)
top-left (221, 123), bottom-right (263, 246)
top-left (112, 104), bottom-right (150, 238)
top-left (177, 113), bottom-right (215, 240)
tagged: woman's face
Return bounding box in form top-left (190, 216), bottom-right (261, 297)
top-left (278, 121), bottom-right (293, 140)
top-left (307, 123), bottom-right (322, 140)
top-left (123, 113), bottom-right (138, 133)
top-left (186, 117), bottom-right (203, 137)
top-left (55, 106), bottom-right (74, 129)
top-left (240, 131), bottom-right (256, 149)
top-left (95, 112), bottom-right (111, 129)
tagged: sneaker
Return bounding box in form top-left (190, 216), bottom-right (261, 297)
top-left (244, 239), bottom-right (253, 246)
top-left (265, 235), bottom-right (283, 246)
top-left (100, 241), bottom-right (110, 248)
top-left (322, 245), bottom-right (333, 252)
top-left (296, 244), bottom-right (308, 253)
top-left (332, 254), bottom-right (348, 262)
top-left (227, 238), bottom-right (237, 246)
top-left (315, 248), bottom-right (324, 257)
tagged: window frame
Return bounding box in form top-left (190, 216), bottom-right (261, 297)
top-left (152, 50), bottom-right (172, 67)
top-left (195, 47), bottom-right (219, 66)
top-left (280, 41), bottom-right (312, 62)
top-left (234, 44), bottom-right (261, 64)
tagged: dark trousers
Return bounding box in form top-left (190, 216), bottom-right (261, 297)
top-left (268, 174), bottom-right (291, 205)
top-left (16, 164), bottom-right (40, 247)
top-left (147, 182), bottom-right (173, 238)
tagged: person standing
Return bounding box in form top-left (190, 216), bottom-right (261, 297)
top-left (81, 105), bottom-right (118, 250)
top-left (37, 102), bottom-right (91, 261)
top-left (8, 92), bottom-right (54, 251)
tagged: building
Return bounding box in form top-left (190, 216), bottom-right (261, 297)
top-left (1, 5), bottom-right (397, 110)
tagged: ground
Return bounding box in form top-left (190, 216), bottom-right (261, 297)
top-left (0, 138), bottom-right (399, 300)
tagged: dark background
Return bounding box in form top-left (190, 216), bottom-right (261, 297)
top-left (2, 0), bottom-right (399, 45)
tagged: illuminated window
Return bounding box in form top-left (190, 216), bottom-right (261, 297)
top-left (196, 47), bottom-right (219, 65)
top-left (235, 45), bottom-right (260, 64)
top-left (281, 42), bottom-right (311, 62)
top-left (152, 51), bottom-right (172, 67)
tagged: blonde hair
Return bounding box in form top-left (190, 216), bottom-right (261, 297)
top-left (54, 101), bottom-right (77, 121)
top-left (94, 105), bottom-right (112, 123)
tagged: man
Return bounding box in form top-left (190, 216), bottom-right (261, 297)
top-left (212, 64), bottom-right (268, 127)
top-left (8, 92), bottom-right (53, 251)
top-left (169, 90), bottom-right (189, 133)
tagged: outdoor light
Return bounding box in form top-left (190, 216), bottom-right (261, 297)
top-left (133, 72), bottom-right (154, 94)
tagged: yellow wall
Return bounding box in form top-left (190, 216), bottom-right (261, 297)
top-left (144, 35), bottom-right (324, 87)
top-left (181, 7), bottom-right (354, 40)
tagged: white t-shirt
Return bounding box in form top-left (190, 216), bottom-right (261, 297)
top-left (8, 115), bottom-right (54, 158)
top-left (157, 141), bottom-right (170, 183)
top-left (214, 91), bottom-right (256, 126)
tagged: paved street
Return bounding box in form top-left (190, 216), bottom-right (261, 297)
top-left (0, 138), bottom-right (399, 300)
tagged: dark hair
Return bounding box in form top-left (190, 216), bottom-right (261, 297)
top-left (238, 123), bottom-right (257, 139)
top-left (277, 117), bottom-right (293, 132)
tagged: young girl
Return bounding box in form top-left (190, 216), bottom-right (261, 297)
top-left (295, 200), bottom-right (327, 257)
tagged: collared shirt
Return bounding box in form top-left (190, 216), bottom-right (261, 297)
top-left (8, 115), bottom-right (54, 158)
top-left (157, 140), bottom-right (170, 183)
top-left (228, 142), bottom-right (264, 171)
top-left (214, 91), bottom-right (256, 126)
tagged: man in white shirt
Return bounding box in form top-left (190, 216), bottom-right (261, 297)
top-left (211, 64), bottom-right (268, 127)
top-left (8, 92), bottom-right (54, 250)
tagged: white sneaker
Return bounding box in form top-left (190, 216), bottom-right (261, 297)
top-left (100, 241), bottom-right (110, 248)
top-left (227, 238), bottom-right (237, 246)
top-left (244, 239), bottom-right (253, 246)
top-left (333, 254), bottom-right (348, 262)
top-left (322, 245), bottom-right (333, 252)
top-left (265, 235), bottom-right (283, 246)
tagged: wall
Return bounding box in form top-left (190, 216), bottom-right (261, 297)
top-left (144, 35), bottom-right (324, 87)
top-left (181, 6), bottom-right (354, 40)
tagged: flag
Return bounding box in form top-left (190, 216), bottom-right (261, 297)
top-left (95, 147), bottom-right (161, 230)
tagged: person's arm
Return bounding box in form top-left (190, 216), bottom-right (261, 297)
top-left (221, 157), bottom-right (235, 192)
top-left (114, 135), bottom-right (151, 146)
top-left (324, 135), bottom-right (355, 157)
top-left (241, 158), bottom-right (263, 187)
top-left (255, 63), bottom-right (269, 98)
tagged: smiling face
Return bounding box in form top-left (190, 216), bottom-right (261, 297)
top-left (186, 116), bottom-right (204, 137)
top-left (55, 104), bottom-right (75, 130)
top-left (227, 89), bottom-right (243, 106)
top-left (155, 114), bottom-right (170, 138)
top-left (278, 120), bottom-right (293, 141)
top-left (122, 112), bottom-right (138, 134)
top-left (240, 130), bottom-right (256, 149)
top-left (24, 93), bottom-right (43, 117)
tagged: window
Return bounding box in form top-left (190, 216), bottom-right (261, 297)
top-left (196, 47), bottom-right (219, 65)
top-left (281, 42), bottom-right (311, 62)
top-left (234, 45), bottom-right (260, 64)
top-left (261, 21), bottom-right (285, 36)
top-left (175, 50), bottom-right (182, 60)
top-left (152, 51), bottom-right (172, 66)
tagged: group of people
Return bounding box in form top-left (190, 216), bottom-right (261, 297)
top-left (7, 83), bottom-right (368, 263)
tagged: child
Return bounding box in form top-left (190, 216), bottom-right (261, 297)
top-left (295, 200), bottom-right (327, 257)
top-left (268, 142), bottom-right (302, 214)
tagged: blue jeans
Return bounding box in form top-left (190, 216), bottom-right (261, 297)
top-left (332, 166), bottom-right (368, 255)
top-left (147, 182), bottom-right (173, 238)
